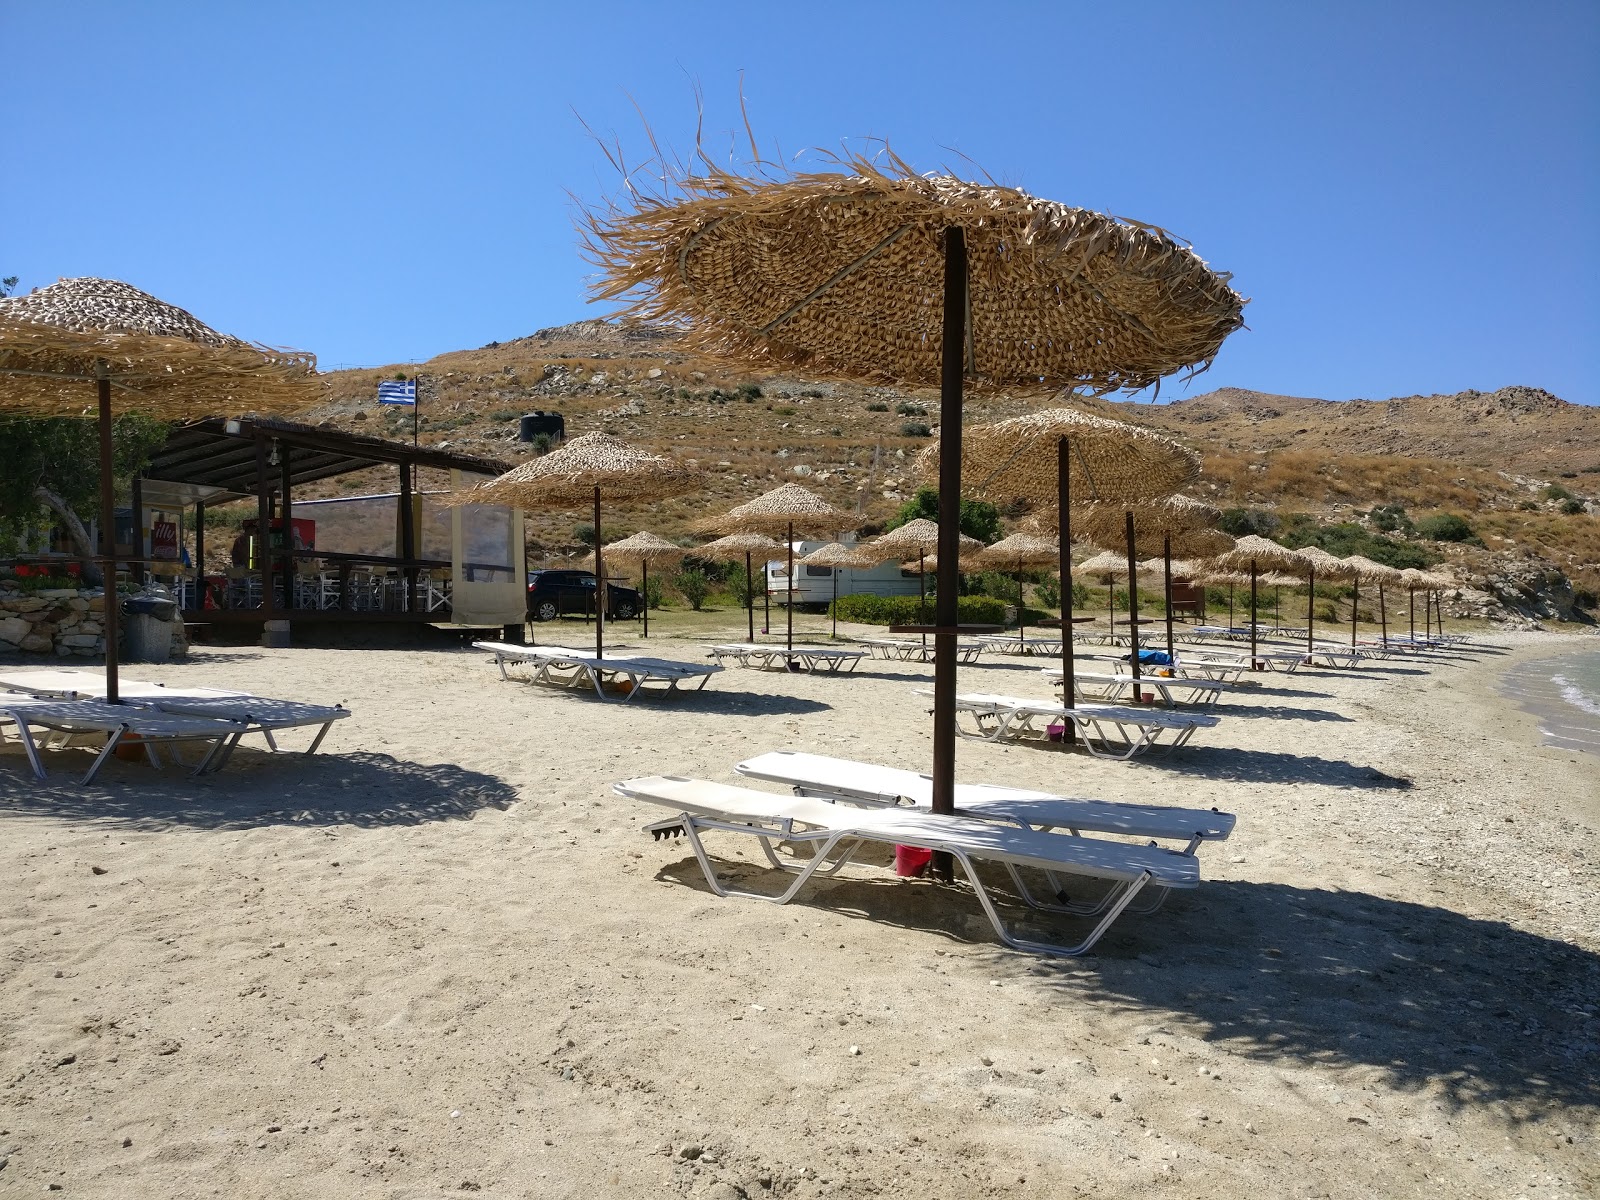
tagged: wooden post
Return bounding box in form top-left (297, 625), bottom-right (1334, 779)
top-left (256, 433), bottom-right (275, 621)
top-left (96, 373), bottom-right (121, 704)
top-left (593, 486), bottom-right (605, 660)
top-left (1058, 437), bottom-right (1076, 732)
top-left (280, 450), bottom-right (294, 611)
top-left (746, 551), bottom-right (755, 642)
top-left (1124, 511), bottom-right (1142, 683)
top-left (194, 500), bottom-right (206, 612)
top-left (129, 473), bottom-right (146, 586)
top-left (1163, 533), bottom-right (1175, 661)
top-left (398, 461), bottom-right (416, 614)
top-left (786, 520), bottom-right (794, 653)
top-left (930, 224), bottom-right (966, 852)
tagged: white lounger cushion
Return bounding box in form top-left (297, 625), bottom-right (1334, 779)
top-left (932, 691), bottom-right (1220, 731)
top-left (733, 750), bottom-right (1235, 845)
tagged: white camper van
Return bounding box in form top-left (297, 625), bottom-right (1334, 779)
top-left (766, 540), bottom-right (924, 607)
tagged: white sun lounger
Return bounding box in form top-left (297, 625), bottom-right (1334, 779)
top-left (976, 634), bottom-right (1067, 656)
top-left (0, 669), bottom-right (345, 756)
top-left (615, 775), bottom-right (1200, 957)
top-left (0, 696), bottom-right (245, 784)
top-left (734, 750), bottom-right (1235, 853)
top-left (474, 641), bottom-right (720, 700)
top-left (917, 690), bottom-right (1220, 759)
top-left (1038, 668), bottom-right (1243, 711)
top-left (708, 643), bottom-right (867, 673)
top-left (857, 637), bottom-right (984, 664)
top-left (1175, 645), bottom-right (1307, 673)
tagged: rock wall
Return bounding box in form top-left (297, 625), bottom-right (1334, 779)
top-left (0, 588), bottom-right (108, 657)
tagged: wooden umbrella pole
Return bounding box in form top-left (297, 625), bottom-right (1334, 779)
top-left (96, 372), bottom-right (121, 704)
top-left (1123, 510), bottom-right (1141, 683)
top-left (763, 557), bottom-right (770, 636)
top-left (1058, 437), bottom-right (1076, 725)
top-left (1016, 567), bottom-right (1024, 646)
top-left (1378, 583), bottom-right (1387, 648)
top-left (786, 519), bottom-right (794, 653)
top-left (746, 551), bottom-right (755, 642)
top-left (1350, 579), bottom-right (1359, 648)
top-left (593, 486), bottom-right (604, 661)
top-left (641, 561), bottom-right (649, 638)
top-left (1274, 585), bottom-right (1280, 630)
top-left (831, 566), bottom-right (838, 639)
top-left (1408, 586), bottom-right (1415, 642)
top-left (1307, 567), bottom-right (1316, 657)
top-left (1228, 583), bottom-right (1234, 628)
top-left (1250, 561), bottom-right (1259, 668)
top-left (929, 224), bottom-right (966, 872)
top-left (918, 551), bottom-right (927, 650)
top-left (1163, 533), bottom-right (1175, 661)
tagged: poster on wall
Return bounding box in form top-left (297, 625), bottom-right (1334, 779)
top-left (150, 516), bottom-right (179, 560)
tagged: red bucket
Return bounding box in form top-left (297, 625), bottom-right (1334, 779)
top-left (894, 845), bottom-right (933, 877)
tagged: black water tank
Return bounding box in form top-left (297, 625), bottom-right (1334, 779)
top-left (518, 411), bottom-right (566, 442)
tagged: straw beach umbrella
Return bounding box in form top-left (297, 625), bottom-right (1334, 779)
top-left (1214, 534), bottom-right (1303, 663)
top-left (1078, 549), bottom-right (1133, 628)
top-left (0, 277), bottom-right (319, 703)
top-left (447, 432), bottom-right (698, 660)
top-left (974, 532), bottom-right (1059, 649)
top-left (800, 541), bottom-right (879, 638)
top-left (923, 408), bottom-right (1203, 702)
top-left (582, 146), bottom-right (1242, 836)
top-left (696, 531), bottom-right (783, 643)
top-left (862, 518), bottom-right (983, 648)
top-left (1290, 546), bottom-right (1356, 657)
top-left (602, 531), bottom-right (682, 639)
top-left (701, 483), bottom-right (849, 652)
top-left (1342, 554), bottom-right (1404, 649)
top-left (1077, 496), bottom-right (1225, 661)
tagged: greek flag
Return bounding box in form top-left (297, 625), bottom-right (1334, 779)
top-left (377, 380), bottom-right (417, 406)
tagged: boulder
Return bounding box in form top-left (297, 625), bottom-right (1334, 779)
top-left (19, 633), bottom-right (53, 653)
top-left (0, 616), bottom-right (29, 644)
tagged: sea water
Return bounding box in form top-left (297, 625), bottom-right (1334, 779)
top-left (1500, 646), bottom-right (1600, 756)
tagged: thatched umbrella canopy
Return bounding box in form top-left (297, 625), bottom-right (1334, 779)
top-left (601, 531), bottom-right (683, 639)
top-left (1398, 567), bottom-right (1454, 641)
top-left (448, 432), bottom-right (699, 659)
top-left (0, 277), bottom-right (320, 704)
top-left (1278, 546), bottom-right (1356, 656)
top-left (582, 147), bottom-right (1243, 840)
top-left (974, 532), bottom-right (1060, 647)
top-left (929, 410), bottom-right (1204, 690)
top-left (1212, 534), bottom-right (1302, 661)
top-left (866, 519), bottom-right (984, 647)
top-left (1343, 554), bottom-right (1404, 648)
top-left (1079, 549), bottom-right (1134, 578)
top-left (694, 531), bottom-right (783, 643)
top-left (701, 484), bottom-right (850, 650)
top-left (801, 541), bottom-right (880, 638)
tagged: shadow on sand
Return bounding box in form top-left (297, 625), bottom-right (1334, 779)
top-left (1132, 743), bottom-right (1413, 787)
top-left (654, 855), bottom-right (1597, 1114)
top-left (0, 750), bottom-right (519, 830)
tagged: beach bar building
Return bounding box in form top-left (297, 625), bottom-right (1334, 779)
top-left (129, 417), bottom-right (526, 637)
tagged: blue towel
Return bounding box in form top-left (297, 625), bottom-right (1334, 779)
top-left (1123, 649), bottom-right (1173, 666)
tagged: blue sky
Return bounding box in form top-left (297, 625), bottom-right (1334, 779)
top-left (5, 1), bottom-right (1597, 405)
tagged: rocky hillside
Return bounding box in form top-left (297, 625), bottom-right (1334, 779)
top-left (281, 320), bottom-right (1598, 619)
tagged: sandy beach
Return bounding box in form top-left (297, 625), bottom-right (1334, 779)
top-left (1, 625), bottom-right (1596, 1199)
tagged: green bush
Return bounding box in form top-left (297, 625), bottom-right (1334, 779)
top-left (1560, 498), bottom-right (1586, 515)
top-left (1034, 575), bottom-right (1060, 609)
top-left (643, 573), bottom-right (664, 610)
top-left (865, 401), bottom-right (890, 412)
top-left (895, 402), bottom-right (928, 416)
top-left (737, 383), bottom-right (763, 400)
top-left (1415, 513), bottom-right (1476, 543)
top-left (1218, 507), bottom-right (1280, 538)
top-left (673, 567), bottom-right (711, 611)
top-left (1543, 483), bottom-right (1574, 501)
top-left (830, 593), bottom-right (1007, 626)
top-left (900, 421), bottom-right (932, 437)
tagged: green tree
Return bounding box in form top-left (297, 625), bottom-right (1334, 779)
top-left (0, 414), bottom-right (170, 578)
top-left (887, 487), bottom-right (1001, 544)
top-left (1415, 513), bottom-right (1477, 543)
top-left (673, 567), bottom-right (711, 611)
